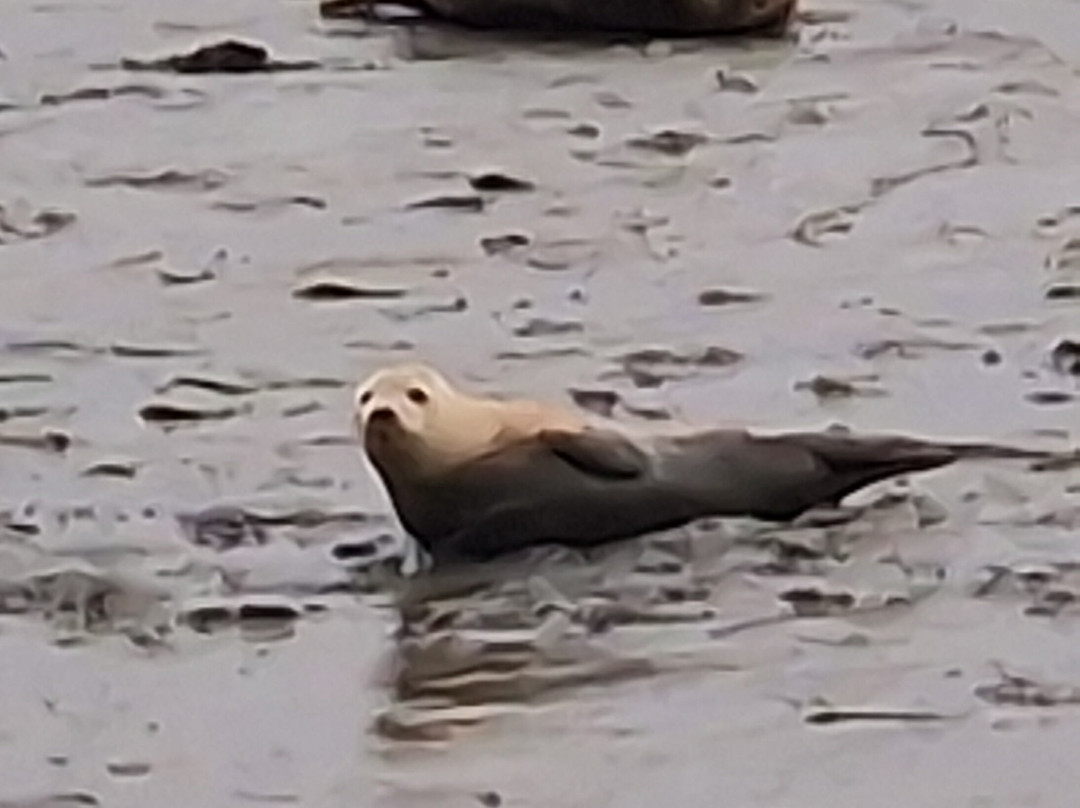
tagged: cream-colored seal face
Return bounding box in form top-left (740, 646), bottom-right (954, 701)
top-left (354, 362), bottom-right (587, 475)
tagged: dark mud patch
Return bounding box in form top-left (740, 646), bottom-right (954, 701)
top-left (137, 400), bottom-right (248, 425)
top-left (803, 708), bottom-right (958, 726)
top-left (614, 345), bottom-right (742, 387)
top-left (696, 287), bottom-right (767, 307)
top-left (467, 171), bottom-right (536, 192)
top-left (0, 203), bottom-right (76, 244)
top-left (480, 232), bottom-right (531, 256)
top-left (85, 168), bottom-right (227, 192)
top-left (109, 342), bottom-right (206, 359)
top-left (40, 85), bottom-right (167, 106)
top-left (0, 429), bottom-right (71, 453)
top-left (0, 373), bottom-right (53, 385)
top-left (120, 39), bottom-right (320, 74)
top-left (406, 193), bottom-right (486, 212)
top-left (975, 667), bottom-right (1080, 707)
top-left (854, 336), bottom-right (982, 360)
top-left (156, 374), bottom-right (259, 396)
top-left (213, 195), bottom-right (327, 214)
top-left (625, 129), bottom-right (709, 157)
top-left (795, 374), bottom-right (887, 400)
top-left (80, 459), bottom-right (140, 479)
top-left (292, 279), bottom-right (409, 301)
top-left (0, 791), bottom-right (102, 808)
top-left (1045, 283), bottom-right (1080, 301)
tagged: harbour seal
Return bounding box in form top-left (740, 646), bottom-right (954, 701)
top-left (337, 0), bottom-right (796, 36)
top-left (355, 363), bottom-right (1051, 565)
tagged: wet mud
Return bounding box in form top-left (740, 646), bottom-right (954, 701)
top-left (2, 0), bottom-right (1080, 805)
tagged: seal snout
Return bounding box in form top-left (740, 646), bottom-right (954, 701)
top-left (363, 405), bottom-right (402, 444)
top-left (368, 406), bottom-right (397, 425)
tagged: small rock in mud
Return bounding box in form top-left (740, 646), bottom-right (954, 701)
top-left (697, 287), bottom-right (766, 306)
top-left (468, 172), bottom-right (536, 192)
top-left (120, 39), bottom-right (319, 74)
top-left (1045, 283), bottom-right (1080, 301)
top-left (480, 232), bottom-right (531, 255)
top-left (406, 193), bottom-right (485, 212)
top-left (625, 129), bottom-right (708, 157)
top-left (1049, 339), bottom-right (1080, 375)
top-left (292, 279), bottom-right (408, 301)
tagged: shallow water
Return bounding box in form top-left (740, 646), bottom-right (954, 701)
top-left (2, 0), bottom-right (1080, 805)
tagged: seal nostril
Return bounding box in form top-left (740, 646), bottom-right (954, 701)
top-left (368, 406), bottom-right (396, 424)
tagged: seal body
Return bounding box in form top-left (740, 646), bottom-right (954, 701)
top-left (367, 426), bottom-right (958, 563)
top-left (415, 0), bottom-right (797, 35)
top-left (353, 363), bottom-right (986, 565)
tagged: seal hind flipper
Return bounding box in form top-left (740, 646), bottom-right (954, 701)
top-left (537, 427), bottom-right (648, 480)
top-left (775, 433), bottom-right (959, 511)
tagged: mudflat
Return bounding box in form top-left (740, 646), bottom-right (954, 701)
top-left (1, 0), bottom-right (1079, 806)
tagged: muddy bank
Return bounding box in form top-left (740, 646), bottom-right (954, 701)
top-left (2, 0), bottom-right (1080, 805)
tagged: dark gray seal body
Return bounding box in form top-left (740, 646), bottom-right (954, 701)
top-left (368, 425), bottom-right (975, 564)
top-left (418, 0), bottom-right (796, 34)
top-left (340, 0), bottom-right (797, 35)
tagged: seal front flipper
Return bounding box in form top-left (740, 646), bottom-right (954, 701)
top-left (537, 427), bottom-right (648, 480)
top-left (430, 506), bottom-right (537, 565)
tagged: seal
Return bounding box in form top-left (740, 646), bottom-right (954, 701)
top-left (329, 0), bottom-right (797, 36)
top-left (355, 363), bottom-right (1053, 565)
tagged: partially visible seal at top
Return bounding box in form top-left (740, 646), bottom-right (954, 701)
top-left (353, 363), bottom-right (1062, 567)
top-left (322, 0), bottom-right (797, 36)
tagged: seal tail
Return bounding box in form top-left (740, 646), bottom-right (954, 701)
top-left (801, 435), bottom-right (1076, 512)
top-left (807, 435), bottom-right (959, 486)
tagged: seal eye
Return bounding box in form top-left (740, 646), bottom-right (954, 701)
top-left (406, 387), bottom-right (429, 405)
top-left (358, 390), bottom-right (373, 406)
